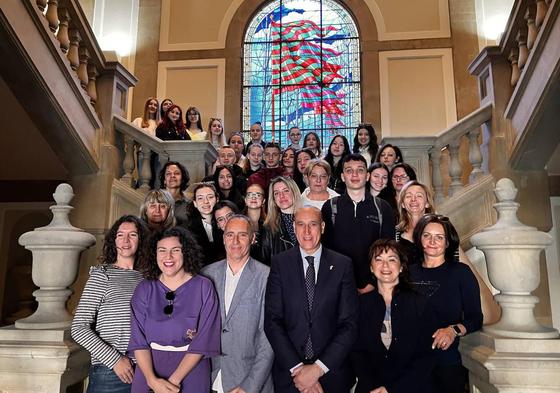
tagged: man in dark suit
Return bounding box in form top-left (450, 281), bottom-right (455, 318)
top-left (265, 206), bottom-right (359, 393)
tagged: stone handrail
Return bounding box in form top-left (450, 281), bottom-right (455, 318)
top-left (113, 116), bottom-right (218, 191)
top-left (384, 102), bottom-right (493, 204)
top-left (27, 0), bottom-right (106, 108)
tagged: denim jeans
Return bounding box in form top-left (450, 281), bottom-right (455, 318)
top-left (87, 364), bottom-right (131, 393)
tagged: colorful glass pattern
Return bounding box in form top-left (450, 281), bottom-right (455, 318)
top-left (243, 0), bottom-right (361, 148)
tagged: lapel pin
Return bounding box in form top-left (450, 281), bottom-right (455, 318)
top-left (329, 265), bottom-right (333, 270)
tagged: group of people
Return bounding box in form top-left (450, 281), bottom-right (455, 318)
top-left (70, 100), bottom-right (491, 392)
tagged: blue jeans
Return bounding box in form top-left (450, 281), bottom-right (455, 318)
top-left (87, 364), bottom-right (131, 393)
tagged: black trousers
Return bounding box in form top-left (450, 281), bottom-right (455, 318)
top-left (432, 364), bottom-right (467, 393)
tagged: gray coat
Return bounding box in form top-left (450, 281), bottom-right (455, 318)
top-left (202, 257), bottom-right (274, 393)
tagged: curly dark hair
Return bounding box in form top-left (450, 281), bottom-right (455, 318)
top-left (144, 226), bottom-right (204, 280)
top-left (368, 238), bottom-right (414, 293)
top-left (159, 161), bottom-right (190, 192)
top-left (100, 215), bottom-right (150, 272)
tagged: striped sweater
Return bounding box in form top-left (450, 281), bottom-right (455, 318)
top-left (71, 264), bottom-right (143, 368)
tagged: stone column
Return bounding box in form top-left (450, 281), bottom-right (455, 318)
top-left (471, 178), bottom-right (558, 339)
top-left (0, 184), bottom-right (95, 392)
top-left (461, 178), bottom-right (560, 393)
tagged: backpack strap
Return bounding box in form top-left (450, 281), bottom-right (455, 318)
top-left (372, 196), bottom-right (383, 238)
top-left (330, 196), bottom-right (339, 227)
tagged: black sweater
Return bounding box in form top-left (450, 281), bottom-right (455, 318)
top-left (409, 261), bottom-right (483, 366)
top-left (321, 193), bottom-right (395, 288)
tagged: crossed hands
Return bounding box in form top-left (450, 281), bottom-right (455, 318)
top-left (292, 364), bottom-right (324, 393)
top-left (148, 377), bottom-right (180, 392)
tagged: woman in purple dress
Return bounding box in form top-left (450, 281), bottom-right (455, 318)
top-left (128, 226), bottom-right (221, 392)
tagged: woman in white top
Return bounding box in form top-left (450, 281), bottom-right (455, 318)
top-left (132, 97), bottom-right (159, 136)
top-left (205, 117), bottom-right (227, 149)
top-left (185, 106), bottom-right (207, 140)
top-left (352, 123), bottom-right (379, 167)
top-left (301, 159), bottom-right (339, 209)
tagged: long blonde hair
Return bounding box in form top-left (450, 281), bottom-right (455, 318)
top-left (396, 181), bottom-right (435, 233)
top-left (141, 97), bottom-right (159, 128)
top-left (205, 117), bottom-right (227, 148)
top-left (264, 177), bottom-right (302, 234)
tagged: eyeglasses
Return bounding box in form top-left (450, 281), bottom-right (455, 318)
top-left (392, 175), bottom-right (410, 181)
top-left (423, 213), bottom-right (450, 222)
top-left (246, 192), bottom-right (264, 199)
top-left (164, 291), bottom-right (175, 316)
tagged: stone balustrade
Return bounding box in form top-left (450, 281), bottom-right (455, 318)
top-left (113, 116), bottom-right (219, 191)
top-left (503, 0), bottom-right (556, 89)
top-left (31, 0), bottom-right (105, 107)
top-left (383, 102), bottom-right (492, 204)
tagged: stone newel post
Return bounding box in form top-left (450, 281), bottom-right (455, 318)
top-left (16, 183), bottom-right (96, 329)
top-left (471, 178), bottom-right (558, 338)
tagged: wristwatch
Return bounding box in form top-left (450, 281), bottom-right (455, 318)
top-left (452, 324), bottom-right (463, 337)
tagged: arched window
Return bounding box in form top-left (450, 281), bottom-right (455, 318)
top-left (243, 0), bottom-right (361, 147)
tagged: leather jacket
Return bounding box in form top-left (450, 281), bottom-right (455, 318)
top-left (259, 221), bottom-right (296, 266)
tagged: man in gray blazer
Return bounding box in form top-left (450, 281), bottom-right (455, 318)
top-left (202, 214), bottom-right (274, 393)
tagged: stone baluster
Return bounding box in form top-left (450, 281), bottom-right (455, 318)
top-left (56, 8), bottom-right (70, 53)
top-left (36, 0), bottom-right (48, 12)
top-left (447, 139), bottom-right (463, 196)
top-left (471, 178), bottom-right (558, 338)
top-left (78, 46), bottom-right (90, 89)
top-left (67, 29), bottom-right (81, 71)
top-left (121, 136), bottom-right (136, 186)
top-left (16, 184), bottom-right (96, 329)
top-left (467, 128), bottom-right (484, 182)
top-left (138, 144), bottom-right (153, 192)
top-left (87, 64), bottom-right (98, 105)
top-left (525, 6), bottom-right (537, 50)
top-left (429, 146), bottom-right (444, 203)
top-left (516, 30), bottom-right (529, 70)
top-left (535, 0), bottom-right (549, 29)
top-left (508, 47), bottom-right (520, 86)
top-left (45, 0), bottom-right (59, 33)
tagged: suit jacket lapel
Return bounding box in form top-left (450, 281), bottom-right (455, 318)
top-left (225, 258), bottom-right (255, 324)
top-left (215, 262), bottom-right (227, 324)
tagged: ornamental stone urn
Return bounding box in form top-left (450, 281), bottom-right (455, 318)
top-left (471, 178), bottom-right (558, 338)
top-left (16, 183), bottom-right (96, 329)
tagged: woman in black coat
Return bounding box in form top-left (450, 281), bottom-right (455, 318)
top-left (352, 239), bottom-right (436, 393)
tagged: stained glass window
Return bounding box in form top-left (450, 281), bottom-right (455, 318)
top-left (243, 0), bottom-right (361, 148)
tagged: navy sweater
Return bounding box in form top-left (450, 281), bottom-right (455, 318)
top-left (409, 261), bottom-right (483, 366)
top-left (321, 193), bottom-right (395, 289)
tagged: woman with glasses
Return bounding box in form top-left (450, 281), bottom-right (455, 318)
top-left (185, 106), bottom-right (206, 140)
top-left (352, 239), bottom-right (436, 393)
top-left (213, 200), bottom-right (239, 231)
top-left (260, 177), bottom-right (302, 265)
top-left (353, 123), bottom-right (379, 167)
top-left (72, 215), bottom-right (150, 393)
top-left (325, 134), bottom-right (351, 195)
top-left (390, 163), bottom-right (417, 194)
top-left (212, 165), bottom-right (246, 211)
top-left (243, 183), bottom-right (267, 260)
top-left (129, 226), bottom-right (220, 393)
top-left (186, 183), bottom-right (225, 266)
top-left (301, 159), bottom-right (339, 209)
top-left (409, 214), bottom-right (483, 393)
top-left (206, 118), bottom-right (227, 149)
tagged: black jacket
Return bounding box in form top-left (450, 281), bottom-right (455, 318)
top-left (259, 221), bottom-right (296, 266)
top-left (185, 211), bottom-right (225, 266)
top-left (321, 193), bottom-right (395, 288)
top-left (351, 289), bottom-right (436, 393)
